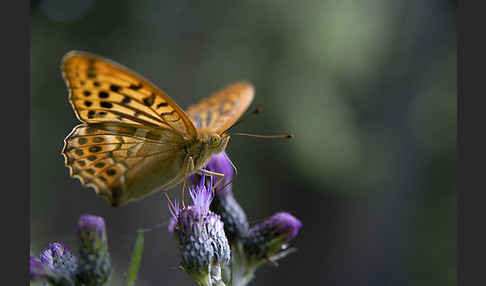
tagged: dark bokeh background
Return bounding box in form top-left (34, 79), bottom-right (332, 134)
top-left (31, 1), bottom-right (456, 285)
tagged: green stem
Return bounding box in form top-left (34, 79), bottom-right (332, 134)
top-left (126, 232), bottom-right (145, 286)
top-left (196, 274), bottom-right (213, 286)
top-left (229, 241), bottom-right (261, 286)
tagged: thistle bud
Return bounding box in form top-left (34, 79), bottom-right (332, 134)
top-left (189, 152), bottom-right (249, 242)
top-left (243, 212), bottom-right (302, 262)
top-left (76, 214), bottom-right (111, 285)
top-left (170, 173), bottom-right (230, 285)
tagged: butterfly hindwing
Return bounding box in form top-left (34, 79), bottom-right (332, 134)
top-left (186, 81), bottom-right (254, 133)
top-left (61, 51), bottom-right (197, 139)
top-left (62, 123), bottom-right (187, 206)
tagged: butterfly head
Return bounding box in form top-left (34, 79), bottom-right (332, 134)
top-left (197, 131), bottom-right (231, 157)
top-left (207, 133), bottom-right (230, 155)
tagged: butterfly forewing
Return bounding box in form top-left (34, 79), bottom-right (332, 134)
top-left (186, 81), bottom-right (254, 133)
top-left (61, 51), bottom-right (201, 206)
top-left (61, 51), bottom-right (197, 138)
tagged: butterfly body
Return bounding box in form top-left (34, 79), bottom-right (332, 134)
top-left (61, 51), bottom-right (253, 207)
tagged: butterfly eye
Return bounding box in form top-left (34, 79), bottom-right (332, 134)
top-left (209, 135), bottom-right (220, 146)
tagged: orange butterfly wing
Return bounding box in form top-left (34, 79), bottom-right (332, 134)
top-left (186, 81), bottom-right (254, 133)
top-left (62, 123), bottom-right (186, 206)
top-left (61, 51), bottom-right (197, 138)
top-left (61, 51), bottom-right (199, 206)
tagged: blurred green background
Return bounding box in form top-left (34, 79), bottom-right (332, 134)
top-left (31, 0), bottom-right (456, 285)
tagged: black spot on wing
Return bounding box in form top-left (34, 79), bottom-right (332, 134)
top-left (95, 162), bottom-right (105, 168)
top-left (143, 94), bottom-right (155, 107)
top-left (157, 102), bottom-right (168, 108)
top-left (99, 91), bottom-right (109, 98)
top-left (110, 84), bottom-right (121, 92)
top-left (129, 83), bottom-right (143, 90)
top-left (89, 146), bottom-right (102, 153)
top-left (100, 102), bottom-right (113, 108)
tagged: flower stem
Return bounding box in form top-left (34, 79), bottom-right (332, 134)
top-left (126, 231), bottom-right (144, 286)
top-left (229, 241), bottom-right (261, 286)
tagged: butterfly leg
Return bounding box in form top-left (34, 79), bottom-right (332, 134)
top-left (195, 169), bottom-right (226, 191)
top-left (158, 156), bottom-right (195, 210)
top-left (181, 156), bottom-right (195, 208)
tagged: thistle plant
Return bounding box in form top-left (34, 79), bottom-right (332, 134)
top-left (30, 215), bottom-right (112, 286)
top-left (188, 153), bottom-right (249, 243)
top-left (175, 152), bottom-right (302, 286)
top-left (30, 243), bottom-right (78, 286)
top-left (169, 172), bottom-right (231, 286)
top-left (77, 215), bottom-right (111, 286)
top-left (31, 154), bottom-right (301, 286)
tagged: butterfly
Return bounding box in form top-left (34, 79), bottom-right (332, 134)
top-left (61, 51), bottom-right (254, 207)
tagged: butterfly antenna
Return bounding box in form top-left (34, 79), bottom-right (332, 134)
top-left (163, 191), bottom-right (177, 214)
top-left (223, 107), bottom-right (262, 134)
top-left (233, 133), bottom-right (294, 139)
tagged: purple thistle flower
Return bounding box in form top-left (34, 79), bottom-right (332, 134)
top-left (188, 152), bottom-right (249, 242)
top-left (189, 171), bottom-right (215, 218)
top-left (168, 199), bottom-right (180, 233)
top-left (30, 242), bottom-right (78, 285)
top-left (169, 173), bottom-right (230, 284)
top-left (77, 214), bottom-right (111, 285)
top-left (243, 212), bottom-right (302, 261)
top-left (40, 243), bottom-right (77, 275)
top-left (30, 255), bottom-right (49, 282)
top-left (188, 152), bottom-right (234, 195)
